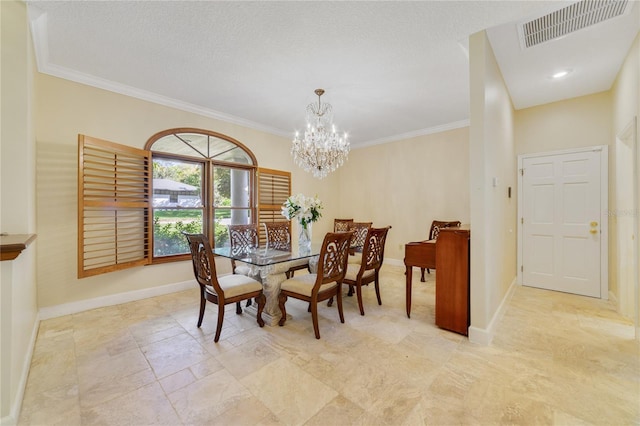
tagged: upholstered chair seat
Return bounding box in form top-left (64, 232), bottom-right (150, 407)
top-left (348, 252), bottom-right (363, 265)
top-left (344, 264), bottom-right (375, 282)
top-left (280, 274), bottom-right (339, 298)
top-left (206, 274), bottom-right (263, 299)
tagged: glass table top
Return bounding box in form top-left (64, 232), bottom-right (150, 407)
top-left (213, 244), bottom-right (322, 267)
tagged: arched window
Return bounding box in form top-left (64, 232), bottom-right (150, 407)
top-left (77, 130), bottom-right (290, 277)
top-left (145, 128), bottom-right (258, 260)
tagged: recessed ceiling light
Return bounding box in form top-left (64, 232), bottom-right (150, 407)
top-left (552, 70), bottom-right (570, 79)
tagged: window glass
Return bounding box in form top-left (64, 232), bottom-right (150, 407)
top-left (151, 158), bottom-right (204, 257)
top-left (214, 209), bottom-right (252, 248)
top-left (146, 129), bottom-right (257, 260)
top-left (151, 135), bottom-right (203, 157)
top-left (213, 146), bottom-right (254, 164)
top-left (150, 131), bottom-right (254, 165)
top-left (213, 166), bottom-right (251, 249)
top-left (152, 159), bottom-right (202, 208)
top-left (213, 167), bottom-right (250, 208)
top-left (175, 133), bottom-right (211, 157)
top-left (153, 209), bottom-right (203, 257)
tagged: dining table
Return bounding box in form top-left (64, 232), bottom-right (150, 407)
top-left (213, 244), bottom-right (322, 325)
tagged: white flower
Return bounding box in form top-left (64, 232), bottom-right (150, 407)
top-left (281, 193), bottom-right (323, 228)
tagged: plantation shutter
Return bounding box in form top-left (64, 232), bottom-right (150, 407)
top-left (257, 168), bottom-right (291, 246)
top-left (78, 135), bottom-right (151, 278)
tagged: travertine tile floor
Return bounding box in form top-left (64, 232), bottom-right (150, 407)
top-left (19, 265), bottom-right (639, 425)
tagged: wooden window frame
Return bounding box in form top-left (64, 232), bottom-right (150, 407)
top-left (145, 129), bottom-right (260, 263)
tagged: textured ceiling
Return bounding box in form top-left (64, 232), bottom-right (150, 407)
top-left (27, 1), bottom-right (640, 148)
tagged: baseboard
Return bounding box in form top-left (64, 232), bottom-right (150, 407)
top-left (383, 257), bottom-right (404, 267)
top-left (39, 280), bottom-right (195, 320)
top-left (468, 278), bottom-right (517, 345)
top-left (1, 313), bottom-right (40, 426)
top-left (0, 413), bottom-right (14, 425)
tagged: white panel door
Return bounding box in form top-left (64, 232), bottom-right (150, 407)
top-left (522, 150), bottom-right (602, 297)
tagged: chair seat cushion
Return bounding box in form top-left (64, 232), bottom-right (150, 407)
top-left (213, 274), bottom-right (262, 299)
top-left (281, 274), bottom-right (338, 297)
top-left (348, 252), bottom-right (362, 265)
top-left (344, 264), bottom-right (375, 282)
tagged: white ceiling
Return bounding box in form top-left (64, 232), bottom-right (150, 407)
top-left (27, 1), bottom-right (639, 148)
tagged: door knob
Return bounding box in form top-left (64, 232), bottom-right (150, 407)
top-left (590, 221), bottom-right (598, 227)
top-left (590, 229), bottom-right (598, 234)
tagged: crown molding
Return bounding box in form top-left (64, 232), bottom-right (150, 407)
top-left (42, 62), bottom-right (292, 139)
top-left (353, 119), bottom-right (470, 150)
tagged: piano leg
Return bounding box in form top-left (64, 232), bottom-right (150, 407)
top-left (420, 267), bottom-right (432, 282)
top-left (405, 265), bottom-right (413, 318)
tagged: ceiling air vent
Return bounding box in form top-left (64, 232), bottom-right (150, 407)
top-left (519, 0), bottom-right (629, 48)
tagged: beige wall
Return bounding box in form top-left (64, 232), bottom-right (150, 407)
top-left (612, 34), bottom-right (639, 136)
top-left (0, 0), bottom-right (38, 422)
top-left (337, 127), bottom-right (470, 262)
top-left (515, 91), bottom-right (612, 156)
top-left (469, 30), bottom-right (518, 340)
top-left (35, 74), bottom-right (341, 309)
top-left (611, 32), bottom-right (639, 322)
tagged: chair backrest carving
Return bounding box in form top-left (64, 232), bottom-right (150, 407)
top-left (362, 226), bottom-right (391, 272)
top-left (316, 231), bottom-right (353, 288)
top-left (429, 220), bottom-right (461, 241)
top-left (228, 224), bottom-right (259, 255)
top-left (183, 233), bottom-right (223, 296)
top-left (334, 218), bottom-right (354, 232)
top-left (349, 222), bottom-right (372, 250)
top-left (263, 221), bottom-right (291, 251)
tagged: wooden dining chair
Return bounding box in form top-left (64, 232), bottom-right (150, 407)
top-left (420, 220), bottom-right (461, 281)
top-left (278, 231), bottom-right (353, 339)
top-left (347, 222), bottom-right (372, 264)
top-left (183, 232), bottom-right (265, 342)
top-left (263, 221), bottom-right (309, 278)
top-left (342, 226), bottom-right (391, 315)
top-left (263, 221), bottom-right (291, 251)
top-left (334, 218), bottom-right (354, 232)
top-left (228, 223), bottom-right (260, 307)
top-left (228, 224), bottom-right (259, 275)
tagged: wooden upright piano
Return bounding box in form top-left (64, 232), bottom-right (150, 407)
top-left (435, 226), bottom-right (470, 335)
top-left (404, 225), bottom-right (471, 336)
top-left (403, 239), bottom-right (436, 318)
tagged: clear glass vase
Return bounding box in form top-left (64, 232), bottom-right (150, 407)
top-left (298, 222), bottom-right (312, 248)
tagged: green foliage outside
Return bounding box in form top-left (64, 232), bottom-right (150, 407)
top-left (153, 160), bottom-right (202, 188)
top-left (153, 215), bottom-right (202, 256)
top-left (153, 160), bottom-right (237, 256)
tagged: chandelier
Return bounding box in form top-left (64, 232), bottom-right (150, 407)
top-left (291, 89), bottom-right (350, 179)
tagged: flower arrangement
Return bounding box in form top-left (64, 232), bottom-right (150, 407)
top-left (281, 193), bottom-right (323, 229)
